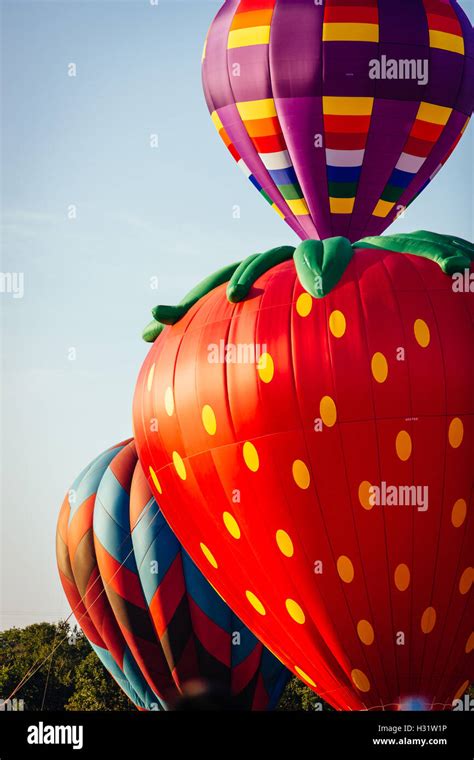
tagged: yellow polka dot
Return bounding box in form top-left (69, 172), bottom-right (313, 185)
top-left (394, 563), bottom-right (410, 591)
top-left (276, 529), bottom-right (294, 558)
top-left (421, 606), bottom-right (436, 634)
top-left (164, 386), bottom-right (174, 416)
top-left (358, 481), bottom-right (374, 511)
top-left (414, 318), bottom-right (430, 348)
top-left (448, 418), bottom-right (464, 449)
top-left (257, 352), bottom-right (274, 383)
top-left (337, 555), bottom-right (354, 584)
top-left (357, 620), bottom-right (374, 646)
top-left (147, 363), bottom-right (155, 392)
top-left (243, 441), bottom-right (259, 472)
top-left (459, 567), bottom-right (473, 595)
top-left (396, 430), bottom-right (412, 461)
top-left (200, 543), bottom-right (218, 569)
top-left (223, 512), bottom-right (241, 540)
top-left (351, 669), bottom-right (371, 693)
top-left (246, 590), bottom-right (266, 616)
top-left (292, 459), bottom-right (310, 489)
top-left (465, 633), bottom-right (474, 654)
top-left (295, 666), bottom-right (316, 688)
top-left (371, 352), bottom-right (388, 383)
top-left (320, 395), bottom-right (337, 427)
top-left (172, 451), bottom-right (186, 480)
top-left (296, 292), bottom-right (313, 317)
top-left (329, 310), bottom-right (346, 338)
top-left (286, 599), bottom-right (305, 624)
top-left (454, 680), bottom-right (469, 701)
top-left (149, 466), bottom-right (162, 495)
top-left (451, 499), bottom-right (467, 528)
top-left (201, 404), bottom-right (217, 436)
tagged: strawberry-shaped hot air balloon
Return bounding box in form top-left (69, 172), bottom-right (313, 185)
top-left (202, 0), bottom-right (473, 241)
top-left (134, 231), bottom-right (473, 711)
top-left (56, 440), bottom-right (289, 710)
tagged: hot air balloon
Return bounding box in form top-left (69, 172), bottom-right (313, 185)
top-left (134, 231), bottom-right (474, 711)
top-left (202, 0), bottom-right (473, 241)
top-left (56, 440), bottom-right (289, 710)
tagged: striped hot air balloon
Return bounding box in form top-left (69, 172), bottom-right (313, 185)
top-left (202, 0), bottom-right (473, 241)
top-left (56, 440), bottom-right (289, 710)
top-left (56, 443), bottom-right (163, 711)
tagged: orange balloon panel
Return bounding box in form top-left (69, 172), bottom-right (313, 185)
top-left (133, 249), bottom-right (473, 711)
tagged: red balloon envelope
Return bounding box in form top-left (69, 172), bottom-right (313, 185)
top-left (202, 0), bottom-right (473, 241)
top-left (134, 233), bottom-right (473, 711)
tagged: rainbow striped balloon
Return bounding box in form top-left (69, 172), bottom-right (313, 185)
top-left (202, 0), bottom-right (473, 241)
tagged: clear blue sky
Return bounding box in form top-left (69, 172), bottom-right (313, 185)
top-left (1, 0), bottom-right (472, 630)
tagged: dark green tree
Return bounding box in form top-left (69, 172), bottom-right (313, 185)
top-left (65, 651), bottom-right (132, 711)
top-left (0, 622), bottom-right (132, 711)
top-left (277, 677), bottom-right (334, 711)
